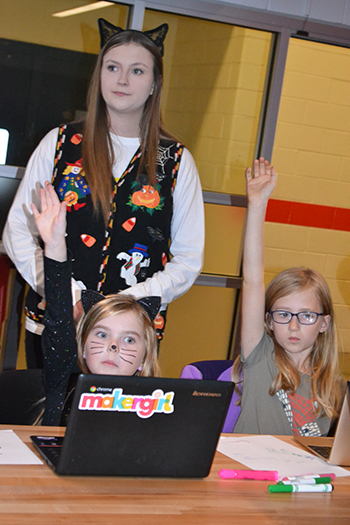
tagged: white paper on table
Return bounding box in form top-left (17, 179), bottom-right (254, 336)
top-left (0, 430), bottom-right (42, 465)
top-left (217, 435), bottom-right (350, 479)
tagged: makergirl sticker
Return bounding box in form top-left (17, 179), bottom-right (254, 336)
top-left (78, 388), bottom-right (175, 419)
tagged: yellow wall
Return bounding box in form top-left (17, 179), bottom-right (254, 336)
top-left (3, 4), bottom-right (350, 380)
top-left (271, 39), bottom-right (350, 378)
top-left (0, 0), bottom-right (127, 53)
top-left (144, 11), bottom-right (272, 195)
top-left (143, 10), bottom-right (271, 377)
top-left (159, 286), bottom-right (238, 377)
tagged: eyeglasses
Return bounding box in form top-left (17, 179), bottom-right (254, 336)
top-left (269, 310), bottom-right (324, 325)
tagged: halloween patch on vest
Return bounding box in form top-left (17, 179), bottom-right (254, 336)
top-left (127, 174), bottom-right (164, 214)
top-left (117, 243), bottom-right (150, 287)
top-left (57, 158), bottom-right (90, 211)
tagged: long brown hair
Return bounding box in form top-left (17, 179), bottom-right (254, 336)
top-left (76, 294), bottom-right (160, 377)
top-left (265, 267), bottom-right (343, 419)
top-left (82, 30), bottom-right (175, 222)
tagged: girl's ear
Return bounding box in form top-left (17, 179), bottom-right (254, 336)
top-left (265, 312), bottom-right (273, 330)
top-left (82, 349), bottom-right (86, 359)
top-left (320, 314), bottom-right (331, 333)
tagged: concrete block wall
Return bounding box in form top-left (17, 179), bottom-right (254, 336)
top-left (156, 12), bottom-right (272, 196)
top-left (0, 0), bottom-right (128, 53)
top-left (146, 8), bottom-right (350, 377)
top-left (270, 38), bottom-right (350, 374)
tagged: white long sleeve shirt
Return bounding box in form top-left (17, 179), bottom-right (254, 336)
top-left (3, 128), bottom-right (205, 332)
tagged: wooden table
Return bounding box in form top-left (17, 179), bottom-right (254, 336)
top-left (0, 425), bottom-right (349, 524)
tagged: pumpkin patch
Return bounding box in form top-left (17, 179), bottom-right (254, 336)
top-left (131, 185), bottom-right (160, 209)
top-left (127, 177), bottom-right (164, 214)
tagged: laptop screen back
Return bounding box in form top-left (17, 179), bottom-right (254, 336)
top-left (54, 374), bottom-right (234, 477)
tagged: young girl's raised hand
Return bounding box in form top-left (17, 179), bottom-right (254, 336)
top-left (245, 157), bottom-right (277, 205)
top-left (31, 182), bottom-right (67, 262)
top-left (241, 157), bottom-right (277, 359)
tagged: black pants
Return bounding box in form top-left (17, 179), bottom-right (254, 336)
top-left (25, 330), bottom-right (43, 369)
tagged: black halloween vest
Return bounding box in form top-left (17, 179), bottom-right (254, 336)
top-left (26, 123), bottom-right (183, 337)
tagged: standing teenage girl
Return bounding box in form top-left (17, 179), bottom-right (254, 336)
top-left (233, 158), bottom-right (344, 435)
top-left (3, 19), bottom-right (204, 367)
top-left (32, 182), bottom-right (161, 426)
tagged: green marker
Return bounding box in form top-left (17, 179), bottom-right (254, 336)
top-left (269, 483), bottom-right (333, 493)
top-left (277, 476), bottom-right (332, 485)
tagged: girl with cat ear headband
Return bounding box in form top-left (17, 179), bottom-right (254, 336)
top-left (3, 17), bottom-right (204, 370)
top-left (31, 182), bottom-right (161, 426)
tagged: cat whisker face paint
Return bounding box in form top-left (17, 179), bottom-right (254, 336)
top-left (119, 350), bottom-right (138, 365)
top-left (89, 340), bottom-right (105, 355)
top-left (83, 311), bottom-right (146, 376)
top-left (76, 293), bottom-right (160, 377)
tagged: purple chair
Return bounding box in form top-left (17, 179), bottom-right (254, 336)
top-left (180, 360), bottom-right (241, 432)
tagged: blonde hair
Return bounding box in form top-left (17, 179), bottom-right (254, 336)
top-left (266, 267), bottom-right (342, 418)
top-left (82, 30), bottom-right (175, 223)
top-left (76, 294), bottom-right (160, 378)
top-left (234, 267), bottom-right (343, 419)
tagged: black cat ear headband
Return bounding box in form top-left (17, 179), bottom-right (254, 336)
top-left (98, 18), bottom-right (168, 57)
top-left (81, 289), bottom-right (161, 323)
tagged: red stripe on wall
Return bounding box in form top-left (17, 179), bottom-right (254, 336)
top-left (266, 199), bottom-right (350, 232)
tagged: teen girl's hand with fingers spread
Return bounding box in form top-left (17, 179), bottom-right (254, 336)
top-left (31, 182), bottom-right (67, 262)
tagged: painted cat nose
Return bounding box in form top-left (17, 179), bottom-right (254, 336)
top-left (110, 344), bottom-right (117, 352)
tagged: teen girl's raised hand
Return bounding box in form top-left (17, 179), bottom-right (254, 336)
top-left (31, 182), bottom-right (67, 262)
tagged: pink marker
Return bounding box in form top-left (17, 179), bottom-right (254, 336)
top-left (219, 469), bottom-right (279, 481)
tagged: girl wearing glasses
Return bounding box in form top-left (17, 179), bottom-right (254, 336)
top-left (233, 158), bottom-right (345, 435)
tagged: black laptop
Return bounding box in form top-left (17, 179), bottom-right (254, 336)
top-left (31, 374), bottom-right (234, 477)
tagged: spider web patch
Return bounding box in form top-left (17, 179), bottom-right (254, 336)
top-left (157, 145), bottom-right (174, 173)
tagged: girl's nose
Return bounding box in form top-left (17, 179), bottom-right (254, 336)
top-left (117, 73), bottom-right (128, 86)
top-left (288, 317), bottom-right (300, 330)
top-left (109, 343), bottom-right (118, 353)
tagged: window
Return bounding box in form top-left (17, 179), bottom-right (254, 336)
top-left (0, 0), bottom-right (128, 166)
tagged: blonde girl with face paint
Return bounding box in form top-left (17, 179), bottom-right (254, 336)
top-left (76, 294), bottom-right (159, 378)
top-left (32, 183), bottom-right (160, 426)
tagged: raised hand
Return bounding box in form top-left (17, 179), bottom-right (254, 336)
top-left (245, 157), bottom-right (277, 205)
top-left (241, 158), bottom-right (278, 359)
top-left (31, 182), bottom-right (67, 261)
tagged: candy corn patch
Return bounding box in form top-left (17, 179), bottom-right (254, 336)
top-left (71, 133), bottom-right (82, 145)
top-left (81, 234), bottom-right (96, 248)
top-left (122, 217), bottom-right (136, 232)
